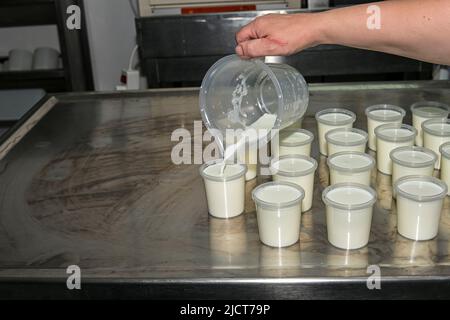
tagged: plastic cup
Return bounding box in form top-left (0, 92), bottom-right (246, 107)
top-left (325, 127), bottom-right (368, 156)
top-left (270, 155), bottom-right (318, 212)
top-left (199, 54), bottom-right (309, 152)
top-left (375, 123), bottom-right (416, 175)
top-left (200, 161), bottom-right (247, 219)
top-left (390, 146), bottom-right (437, 184)
top-left (411, 101), bottom-right (449, 147)
top-left (271, 128), bottom-right (314, 158)
top-left (422, 118), bottom-right (450, 169)
top-left (327, 151), bottom-right (375, 186)
top-left (316, 108), bottom-right (356, 156)
top-left (322, 183), bottom-right (377, 250)
top-left (394, 175), bottom-right (447, 241)
top-left (252, 181), bottom-right (305, 247)
top-left (439, 142), bottom-right (450, 195)
top-left (365, 104), bottom-right (405, 151)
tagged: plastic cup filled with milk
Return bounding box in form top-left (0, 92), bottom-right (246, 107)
top-left (390, 146), bottom-right (437, 184)
top-left (327, 151), bottom-right (375, 186)
top-left (270, 155), bottom-right (318, 212)
top-left (422, 118), bottom-right (450, 169)
top-left (271, 129), bottom-right (314, 158)
top-left (252, 181), bottom-right (305, 247)
top-left (375, 123), bottom-right (416, 175)
top-left (411, 101), bottom-right (449, 146)
top-left (365, 104), bottom-right (405, 151)
top-left (315, 108), bottom-right (356, 156)
top-left (322, 183), bottom-right (377, 250)
top-left (325, 127), bottom-right (368, 156)
top-left (394, 175), bottom-right (447, 241)
top-left (200, 161), bottom-right (247, 219)
top-left (439, 142), bottom-right (450, 195)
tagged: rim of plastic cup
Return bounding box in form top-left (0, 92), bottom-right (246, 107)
top-left (325, 127), bottom-right (368, 147)
top-left (252, 181), bottom-right (305, 209)
top-left (394, 175), bottom-right (448, 203)
top-left (199, 54), bottom-right (284, 133)
top-left (327, 151), bottom-right (375, 173)
top-left (422, 118), bottom-right (450, 137)
top-left (389, 146), bottom-right (437, 168)
top-left (410, 101), bottom-right (450, 118)
top-left (365, 104), bottom-right (406, 122)
top-left (322, 182), bottom-right (377, 211)
top-left (440, 141), bottom-right (450, 159)
top-left (374, 123), bottom-right (416, 142)
top-left (199, 160), bottom-right (247, 182)
top-left (270, 154), bottom-right (318, 177)
top-left (315, 108), bottom-right (356, 126)
top-left (279, 128), bottom-right (314, 147)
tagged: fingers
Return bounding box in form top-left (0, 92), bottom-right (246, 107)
top-left (235, 38), bottom-right (280, 58)
top-left (235, 20), bottom-right (258, 44)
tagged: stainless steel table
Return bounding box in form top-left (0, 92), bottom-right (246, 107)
top-left (1, 81), bottom-right (450, 299)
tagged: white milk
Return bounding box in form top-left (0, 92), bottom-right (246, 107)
top-left (365, 105), bottom-right (405, 151)
top-left (327, 151), bottom-right (375, 186)
top-left (325, 128), bottom-right (368, 156)
top-left (375, 124), bottom-right (416, 175)
top-left (411, 101), bottom-right (449, 147)
top-left (271, 129), bottom-right (314, 158)
top-left (422, 119), bottom-right (450, 169)
top-left (271, 155), bottom-right (317, 212)
top-left (322, 183), bottom-right (376, 250)
top-left (390, 146), bottom-right (437, 184)
top-left (315, 108), bottom-right (356, 156)
top-left (394, 176), bottom-right (447, 240)
top-left (440, 142), bottom-right (450, 195)
top-left (200, 162), bottom-right (247, 218)
top-left (252, 182), bottom-right (304, 247)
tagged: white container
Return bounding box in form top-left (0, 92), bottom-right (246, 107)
top-left (322, 183), bottom-right (377, 250)
top-left (422, 118), bottom-right (450, 169)
top-left (315, 108), bottom-right (356, 156)
top-left (32, 47), bottom-right (60, 70)
top-left (8, 49), bottom-right (33, 71)
top-left (325, 127), bottom-right (368, 156)
top-left (375, 123), bottom-right (416, 175)
top-left (390, 146), bottom-right (437, 184)
top-left (271, 129), bottom-right (314, 158)
top-left (394, 175), bottom-right (447, 241)
top-left (411, 101), bottom-right (449, 147)
top-left (200, 161), bottom-right (247, 219)
top-left (439, 142), bottom-right (450, 195)
top-left (327, 151), bottom-right (375, 186)
top-left (271, 155), bottom-right (318, 212)
top-left (365, 104), bottom-right (405, 151)
top-left (252, 181), bottom-right (305, 247)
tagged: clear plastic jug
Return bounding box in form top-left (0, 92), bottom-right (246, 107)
top-left (199, 54), bottom-right (309, 153)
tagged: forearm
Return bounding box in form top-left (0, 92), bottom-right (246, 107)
top-left (312, 0), bottom-right (450, 65)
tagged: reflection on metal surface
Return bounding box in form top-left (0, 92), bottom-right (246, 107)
top-left (318, 155), bottom-right (329, 188)
top-left (376, 172), bottom-right (394, 211)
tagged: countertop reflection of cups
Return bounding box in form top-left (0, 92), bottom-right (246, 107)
top-left (32, 47), bottom-right (60, 70)
top-left (326, 246), bottom-right (369, 268)
top-left (390, 235), bottom-right (438, 267)
top-left (8, 49), bottom-right (33, 71)
top-left (376, 172), bottom-right (394, 210)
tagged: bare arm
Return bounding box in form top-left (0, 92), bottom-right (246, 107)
top-left (235, 0), bottom-right (450, 65)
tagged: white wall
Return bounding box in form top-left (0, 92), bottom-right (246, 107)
top-left (83, 0), bottom-right (138, 91)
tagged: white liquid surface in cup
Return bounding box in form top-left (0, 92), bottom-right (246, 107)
top-left (202, 164), bottom-right (245, 219)
top-left (273, 131), bottom-right (312, 157)
top-left (367, 109), bottom-right (402, 151)
top-left (272, 158), bottom-right (315, 212)
top-left (255, 185), bottom-right (302, 247)
top-left (423, 122), bottom-right (450, 169)
top-left (413, 107), bottom-right (448, 146)
top-left (396, 181), bottom-right (444, 240)
top-left (391, 150), bottom-right (435, 183)
top-left (326, 131), bottom-right (366, 156)
top-left (317, 113), bottom-right (353, 155)
top-left (376, 128), bottom-right (414, 175)
top-left (325, 187), bottom-right (374, 250)
top-left (329, 154), bottom-right (372, 185)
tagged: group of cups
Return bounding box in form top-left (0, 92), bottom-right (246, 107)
top-left (0, 48), bottom-right (60, 72)
top-left (200, 101), bottom-right (450, 250)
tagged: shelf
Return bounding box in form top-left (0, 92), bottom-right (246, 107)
top-left (0, 69), bottom-right (66, 92)
top-left (0, 0), bottom-right (57, 28)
